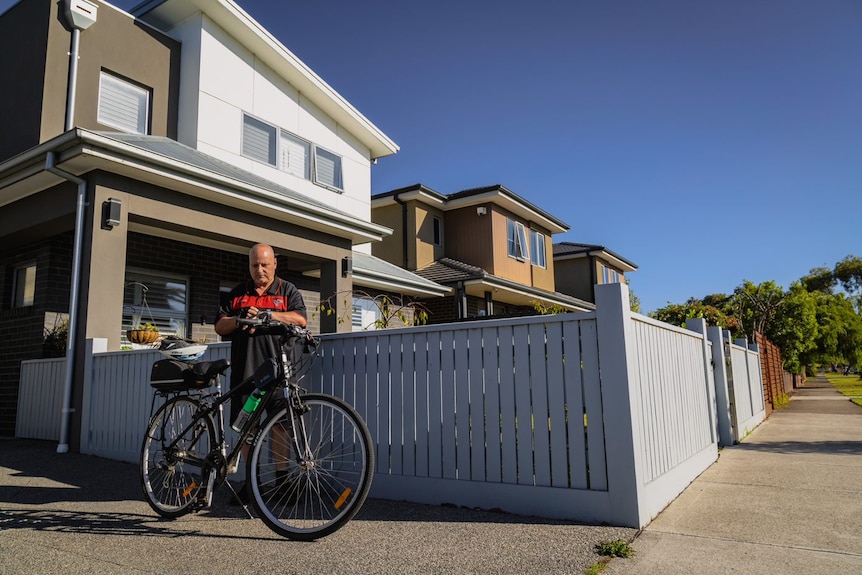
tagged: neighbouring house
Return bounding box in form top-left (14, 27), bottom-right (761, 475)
top-left (0, 0), bottom-right (445, 439)
top-left (370, 183), bottom-right (594, 324)
top-left (553, 242), bottom-right (638, 304)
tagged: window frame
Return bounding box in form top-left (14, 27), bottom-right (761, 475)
top-left (97, 70), bottom-right (151, 135)
top-left (12, 263), bottom-right (36, 308)
top-left (279, 130), bottom-right (311, 179)
top-left (507, 218), bottom-right (529, 262)
top-left (432, 216), bottom-right (442, 246)
top-left (313, 145), bottom-right (344, 192)
top-left (351, 296), bottom-right (380, 331)
top-left (241, 113), bottom-right (343, 192)
top-left (122, 269), bottom-right (189, 341)
top-left (529, 230), bottom-right (546, 268)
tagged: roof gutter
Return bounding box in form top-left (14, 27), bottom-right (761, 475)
top-left (45, 151), bottom-right (87, 454)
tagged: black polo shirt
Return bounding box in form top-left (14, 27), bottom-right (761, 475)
top-left (217, 277), bottom-right (307, 398)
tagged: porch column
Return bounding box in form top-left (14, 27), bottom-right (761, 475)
top-left (319, 254), bottom-right (352, 334)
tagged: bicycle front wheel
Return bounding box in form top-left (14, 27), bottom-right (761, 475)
top-left (141, 396), bottom-right (215, 518)
top-left (248, 393), bottom-right (374, 540)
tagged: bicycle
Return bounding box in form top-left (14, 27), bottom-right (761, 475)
top-left (139, 317), bottom-right (374, 540)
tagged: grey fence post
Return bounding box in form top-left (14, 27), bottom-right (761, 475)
top-left (706, 326), bottom-right (733, 447)
top-left (595, 282), bottom-right (645, 528)
top-left (685, 318), bottom-right (718, 444)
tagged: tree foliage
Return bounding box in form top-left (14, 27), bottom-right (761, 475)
top-left (834, 255), bottom-right (862, 296)
top-left (650, 296), bottom-right (740, 333)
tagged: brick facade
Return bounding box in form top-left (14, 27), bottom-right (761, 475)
top-left (0, 231), bottom-right (322, 437)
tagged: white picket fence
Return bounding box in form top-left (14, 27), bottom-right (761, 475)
top-left (15, 284), bottom-right (765, 528)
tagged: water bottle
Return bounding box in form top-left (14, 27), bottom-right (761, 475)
top-left (231, 388), bottom-right (265, 432)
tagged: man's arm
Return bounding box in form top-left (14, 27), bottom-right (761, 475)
top-left (214, 314), bottom-right (239, 336)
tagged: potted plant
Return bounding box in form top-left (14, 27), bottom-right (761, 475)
top-left (127, 323), bottom-right (160, 344)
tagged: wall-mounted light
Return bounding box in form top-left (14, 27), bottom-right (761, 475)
top-left (341, 256), bottom-right (353, 278)
top-left (102, 198), bottom-right (121, 230)
top-left (476, 206), bottom-right (487, 216)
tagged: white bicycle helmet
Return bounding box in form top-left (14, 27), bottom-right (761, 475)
top-left (158, 336), bottom-right (207, 361)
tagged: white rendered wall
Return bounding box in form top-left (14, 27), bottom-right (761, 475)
top-left (169, 14), bottom-right (373, 223)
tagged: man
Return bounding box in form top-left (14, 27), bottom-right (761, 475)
top-left (216, 243), bottom-right (307, 503)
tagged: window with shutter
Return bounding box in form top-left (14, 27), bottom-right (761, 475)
top-left (240, 113), bottom-right (344, 192)
top-left (122, 270), bottom-right (188, 341)
top-left (314, 147), bottom-right (343, 191)
top-left (280, 132), bottom-right (310, 178)
top-left (242, 115), bottom-right (277, 165)
top-left (98, 72), bottom-right (149, 134)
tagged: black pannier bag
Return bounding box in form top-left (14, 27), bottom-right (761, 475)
top-left (150, 359), bottom-right (201, 392)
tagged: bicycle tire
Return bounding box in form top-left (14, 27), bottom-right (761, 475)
top-left (248, 393), bottom-right (374, 540)
top-left (140, 396), bottom-right (216, 518)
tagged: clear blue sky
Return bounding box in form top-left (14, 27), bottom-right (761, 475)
top-left (5, 0), bottom-right (861, 312)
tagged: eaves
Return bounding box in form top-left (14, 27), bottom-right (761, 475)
top-left (0, 129), bottom-right (392, 244)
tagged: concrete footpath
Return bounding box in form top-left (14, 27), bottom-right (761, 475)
top-left (0, 440), bottom-right (634, 574)
top-left (605, 376), bottom-right (862, 575)
top-left (2, 377), bottom-right (860, 575)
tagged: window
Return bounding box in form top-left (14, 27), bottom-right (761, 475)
top-left (507, 218), bottom-right (529, 261)
top-left (123, 270), bottom-right (188, 341)
top-left (601, 264), bottom-right (620, 284)
top-left (433, 216), bottom-right (442, 246)
top-left (314, 147), bottom-right (343, 191)
top-left (98, 71), bottom-right (150, 134)
top-left (12, 264), bottom-right (36, 308)
top-left (242, 115), bottom-right (277, 165)
top-left (530, 230), bottom-right (546, 268)
top-left (241, 114), bottom-right (343, 191)
top-left (280, 132), bottom-right (310, 178)
top-left (351, 297), bottom-right (380, 331)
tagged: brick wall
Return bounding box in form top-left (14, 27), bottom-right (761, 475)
top-left (0, 234), bottom-right (73, 436)
top-left (0, 231), bottom-right (323, 437)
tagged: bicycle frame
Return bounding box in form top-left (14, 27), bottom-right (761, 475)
top-left (150, 325), bottom-right (314, 488)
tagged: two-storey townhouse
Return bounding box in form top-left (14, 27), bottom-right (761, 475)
top-left (371, 184), bottom-right (594, 324)
top-left (553, 242), bottom-right (638, 304)
top-left (0, 0), bottom-right (444, 441)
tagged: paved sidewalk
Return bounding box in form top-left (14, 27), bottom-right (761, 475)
top-left (604, 376), bottom-right (862, 575)
top-left (0, 441), bottom-right (634, 574)
top-left (3, 377), bottom-right (859, 574)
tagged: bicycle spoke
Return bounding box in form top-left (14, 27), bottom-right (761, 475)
top-left (248, 394), bottom-right (373, 540)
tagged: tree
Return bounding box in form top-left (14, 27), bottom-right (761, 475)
top-left (627, 279), bottom-right (641, 313)
top-left (764, 282), bottom-right (818, 374)
top-left (800, 266), bottom-right (836, 294)
top-left (835, 255), bottom-right (862, 293)
top-left (731, 280), bottom-right (786, 339)
top-left (650, 297), bottom-right (740, 333)
top-left (801, 292), bottom-right (862, 373)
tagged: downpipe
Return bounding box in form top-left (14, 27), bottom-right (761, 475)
top-left (45, 151), bottom-right (87, 454)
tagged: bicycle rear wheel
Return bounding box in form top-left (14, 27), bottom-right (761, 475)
top-left (141, 396), bottom-right (215, 518)
top-left (248, 393), bottom-right (374, 540)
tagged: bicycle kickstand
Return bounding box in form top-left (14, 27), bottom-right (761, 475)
top-left (225, 481), bottom-right (255, 519)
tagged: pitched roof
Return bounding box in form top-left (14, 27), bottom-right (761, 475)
top-left (130, 0), bottom-right (397, 159)
top-left (350, 252), bottom-right (451, 298)
top-left (553, 242), bottom-right (638, 271)
top-left (414, 258), bottom-right (595, 311)
top-left (372, 183), bottom-right (568, 234)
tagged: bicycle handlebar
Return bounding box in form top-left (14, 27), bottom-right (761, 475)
top-left (235, 315), bottom-right (313, 340)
